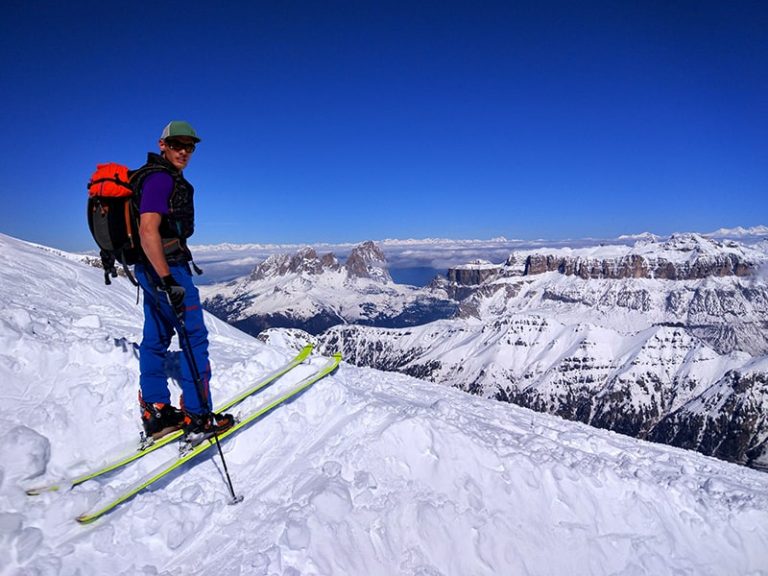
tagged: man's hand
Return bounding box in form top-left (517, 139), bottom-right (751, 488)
top-left (160, 275), bottom-right (186, 318)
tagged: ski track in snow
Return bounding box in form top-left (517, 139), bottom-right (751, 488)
top-left (1, 232), bottom-right (768, 575)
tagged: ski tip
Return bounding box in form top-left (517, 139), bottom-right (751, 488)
top-left (76, 513), bottom-right (95, 524)
top-left (26, 484), bottom-right (59, 496)
top-left (296, 344), bottom-right (313, 362)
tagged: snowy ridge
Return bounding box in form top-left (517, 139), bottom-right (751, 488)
top-left (2, 232), bottom-right (768, 575)
top-left (706, 225), bottom-right (768, 238)
top-left (486, 233), bottom-right (765, 270)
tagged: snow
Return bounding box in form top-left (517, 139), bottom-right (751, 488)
top-left (707, 225), bottom-right (768, 238)
top-left (2, 232), bottom-right (768, 575)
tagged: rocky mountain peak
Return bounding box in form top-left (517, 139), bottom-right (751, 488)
top-left (660, 233), bottom-right (706, 251)
top-left (344, 241), bottom-right (392, 282)
top-left (249, 247), bottom-right (340, 280)
top-left (245, 242), bottom-right (394, 283)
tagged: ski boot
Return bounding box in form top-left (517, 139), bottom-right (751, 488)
top-left (139, 395), bottom-right (184, 440)
top-left (181, 411), bottom-right (235, 446)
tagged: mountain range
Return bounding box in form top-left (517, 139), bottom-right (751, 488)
top-left (200, 231), bottom-right (768, 470)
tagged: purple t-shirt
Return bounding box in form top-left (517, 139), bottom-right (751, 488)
top-left (139, 171), bottom-right (174, 214)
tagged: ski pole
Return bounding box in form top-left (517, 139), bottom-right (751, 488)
top-left (175, 313), bottom-right (243, 505)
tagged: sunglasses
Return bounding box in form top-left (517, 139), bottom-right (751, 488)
top-left (164, 139), bottom-right (196, 153)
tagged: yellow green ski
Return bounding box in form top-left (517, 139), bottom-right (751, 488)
top-left (26, 345), bottom-right (313, 496)
top-left (76, 352), bottom-right (341, 524)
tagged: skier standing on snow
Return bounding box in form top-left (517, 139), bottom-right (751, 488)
top-left (134, 121), bottom-right (233, 444)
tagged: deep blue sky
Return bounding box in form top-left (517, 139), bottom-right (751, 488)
top-left (1, 1), bottom-right (766, 251)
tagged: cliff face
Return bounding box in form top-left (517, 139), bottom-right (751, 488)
top-left (344, 240), bottom-right (392, 282)
top-left (445, 234), bottom-right (759, 283)
top-left (446, 260), bottom-right (500, 285)
top-left (522, 251), bottom-right (753, 279)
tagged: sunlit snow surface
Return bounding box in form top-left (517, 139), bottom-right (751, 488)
top-left (1, 233), bottom-right (768, 576)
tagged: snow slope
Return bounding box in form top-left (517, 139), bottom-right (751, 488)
top-left (2, 232), bottom-right (768, 576)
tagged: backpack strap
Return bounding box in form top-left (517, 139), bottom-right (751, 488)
top-left (128, 164), bottom-right (169, 190)
top-left (99, 248), bottom-right (139, 287)
top-left (100, 249), bottom-right (118, 285)
top-left (127, 164), bottom-right (171, 221)
top-left (119, 251), bottom-right (140, 286)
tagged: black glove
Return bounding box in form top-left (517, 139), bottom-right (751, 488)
top-left (160, 275), bottom-right (186, 318)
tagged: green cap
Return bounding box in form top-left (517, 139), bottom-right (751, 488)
top-left (160, 121), bottom-right (201, 142)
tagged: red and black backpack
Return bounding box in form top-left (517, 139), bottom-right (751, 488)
top-left (86, 163), bottom-right (163, 285)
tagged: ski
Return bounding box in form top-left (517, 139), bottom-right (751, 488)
top-left (26, 345), bottom-right (314, 496)
top-left (76, 352), bottom-right (341, 524)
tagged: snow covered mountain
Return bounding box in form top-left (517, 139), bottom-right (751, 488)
top-left (445, 233), bottom-right (768, 355)
top-left (205, 233), bottom-right (768, 468)
top-left (706, 225), bottom-right (768, 238)
top-left (201, 241), bottom-right (457, 334)
top-left (4, 231), bottom-right (768, 575)
top-left (313, 234), bottom-right (768, 468)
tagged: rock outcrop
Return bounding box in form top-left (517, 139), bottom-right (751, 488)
top-left (445, 235), bottom-right (759, 286)
top-left (248, 247), bottom-right (340, 280)
top-left (344, 241), bottom-right (392, 282)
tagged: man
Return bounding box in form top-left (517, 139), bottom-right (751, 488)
top-left (134, 120), bottom-right (233, 444)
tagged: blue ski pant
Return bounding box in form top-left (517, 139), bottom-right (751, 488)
top-left (135, 263), bottom-right (212, 415)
